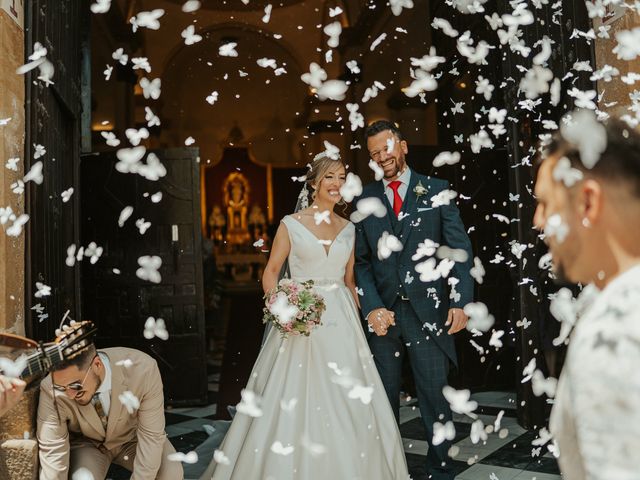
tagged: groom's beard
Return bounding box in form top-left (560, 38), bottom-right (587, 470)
top-left (383, 161), bottom-right (406, 180)
top-left (550, 265), bottom-right (575, 288)
top-left (549, 246), bottom-right (579, 286)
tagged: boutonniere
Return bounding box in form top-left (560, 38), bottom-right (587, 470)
top-left (413, 181), bottom-right (427, 199)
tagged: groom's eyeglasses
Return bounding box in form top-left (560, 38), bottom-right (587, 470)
top-left (52, 356), bottom-right (96, 392)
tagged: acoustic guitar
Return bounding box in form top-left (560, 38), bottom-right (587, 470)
top-left (0, 321), bottom-right (97, 379)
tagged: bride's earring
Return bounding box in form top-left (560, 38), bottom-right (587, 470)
top-left (582, 217), bottom-right (591, 228)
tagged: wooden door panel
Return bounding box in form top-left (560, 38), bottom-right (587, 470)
top-left (496, 0), bottom-right (593, 428)
top-left (80, 148), bottom-right (207, 405)
top-left (25, 0), bottom-right (85, 341)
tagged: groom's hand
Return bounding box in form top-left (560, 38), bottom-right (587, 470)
top-left (367, 308), bottom-right (395, 336)
top-left (446, 308), bottom-right (468, 334)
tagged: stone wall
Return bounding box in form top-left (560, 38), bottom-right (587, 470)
top-left (0, 7), bottom-right (25, 334)
top-left (595, 6), bottom-right (640, 116)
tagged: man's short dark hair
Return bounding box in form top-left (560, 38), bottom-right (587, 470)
top-left (365, 120), bottom-right (403, 141)
top-left (51, 344), bottom-right (96, 372)
top-left (537, 118), bottom-right (640, 198)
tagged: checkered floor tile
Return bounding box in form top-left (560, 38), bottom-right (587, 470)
top-left (397, 392), bottom-right (560, 479)
top-left (107, 361), bottom-right (560, 480)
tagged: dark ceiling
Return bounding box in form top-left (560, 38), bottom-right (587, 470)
top-left (166, 0), bottom-right (307, 12)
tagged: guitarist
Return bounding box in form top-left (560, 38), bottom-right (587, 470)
top-left (37, 343), bottom-right (183, 480)
top-left (0, 375), bottom-right (26, 417)
top-left (0, 320), bottom-right (92, 419)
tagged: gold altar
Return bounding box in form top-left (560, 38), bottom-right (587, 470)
top-left (222, 171), bottom-right (252, 246)
top-left (201, 142), bottom-right (272, 282)
top-left (199, 127), bottom-right (304, 281)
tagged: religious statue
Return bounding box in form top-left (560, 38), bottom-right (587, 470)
top-left (223, 172), bottom-right (251, 245)
top-left (248, 204), bottom-right (267, 241)
top-left (208, 205), bottom-right (226, 243)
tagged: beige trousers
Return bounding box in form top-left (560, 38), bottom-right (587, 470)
top-left (69, 437), bottom-right (184, 480)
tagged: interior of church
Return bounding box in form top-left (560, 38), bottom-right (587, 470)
top-left (77, 4), bottom-right (539, 477)
top-left (8, 0), bottom-right (637, 478)
top-left (78, 4), bottom-right (528, 478)
top-left (87, 0), bottom-right (516, 377)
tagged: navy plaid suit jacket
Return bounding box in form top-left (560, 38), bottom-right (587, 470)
top-left (354, 170), bottom-right (474, 366)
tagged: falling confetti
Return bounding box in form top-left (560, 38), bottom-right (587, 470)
top-left (143, 316), bottom-right (169, 340)
top-left (118, 390), bottom-right (141, 414)
top-left (136, 255), bottom-right (162, 284)
top-left (167, 451), bottom-right (199, 464)
top-left (236, 389), bottom-right (263, 418)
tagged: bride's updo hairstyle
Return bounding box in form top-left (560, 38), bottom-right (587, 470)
top-left (306, 151), bottom-right (346, 203)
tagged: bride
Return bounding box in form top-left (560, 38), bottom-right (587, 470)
top-left (200, 153), bottom-right (409, 479)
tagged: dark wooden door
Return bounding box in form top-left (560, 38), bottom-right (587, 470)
top-left (497, 0), bottom-right (594, 428)
top-left (407, 147), bottom-right (517, 393)
top-left (80, 148), bottom-right (207, 405)
top-left (24, 0), bottom-right (87, 341)
top-left (423, 1), bottom-right (519, 394)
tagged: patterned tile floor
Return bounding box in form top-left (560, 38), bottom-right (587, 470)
top-left (108, 361), bottom-right (560, 480)
top-left (399, 392), bottom-right (560, 480)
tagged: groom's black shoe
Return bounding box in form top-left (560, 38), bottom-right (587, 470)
top-left (425, 469), bottom-right (455, 480)
top-left (408, 473), bottom-right (452, 480)
top-left (408, 464), bottom-right (454, 480)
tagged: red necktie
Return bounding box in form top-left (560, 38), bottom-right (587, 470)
top-left (388, 180), bottom-right (403, 217)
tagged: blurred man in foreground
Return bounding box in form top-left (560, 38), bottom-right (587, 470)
top-left (533, 113), bottom-right (640, 480)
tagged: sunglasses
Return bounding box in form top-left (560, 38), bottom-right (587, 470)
top-left (53, 356), bottom-right (96, 393)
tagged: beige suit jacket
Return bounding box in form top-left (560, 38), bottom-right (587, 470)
top-left (37, 347), bottom-right (168, 480)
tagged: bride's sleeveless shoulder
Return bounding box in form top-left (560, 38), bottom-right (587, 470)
top-left (339, 217), bottom-right (353, 229)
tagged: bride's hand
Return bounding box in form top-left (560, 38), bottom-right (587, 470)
top-left (368, 308), bottom-right (395, 336)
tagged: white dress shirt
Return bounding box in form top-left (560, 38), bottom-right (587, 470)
top-left (550, 263), bottom-right (640, 480)
top-left (382, 167), bottom-right (411, 206)
top-left (96, 351), bottom-right (112, 415)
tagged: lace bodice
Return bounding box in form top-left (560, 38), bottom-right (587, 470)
top-left (281, 215), bottom-right (355, 284)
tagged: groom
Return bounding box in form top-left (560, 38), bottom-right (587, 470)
top-left (354, 120), bottom-right (473, 480)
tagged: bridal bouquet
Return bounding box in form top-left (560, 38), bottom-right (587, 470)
top-left (263, 279), bottom-right (326, 337)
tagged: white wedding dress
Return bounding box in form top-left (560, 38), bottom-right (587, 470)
top-left (201, 215), bottom-right (409, 480)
